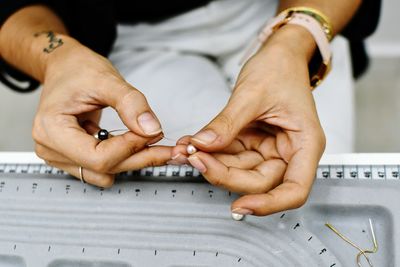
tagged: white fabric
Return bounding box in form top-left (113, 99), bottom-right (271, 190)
top-left (101, 0), bottom-right (354, 153)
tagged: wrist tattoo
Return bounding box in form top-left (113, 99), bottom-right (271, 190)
top-left (34, 31), bottom-right (64, 53)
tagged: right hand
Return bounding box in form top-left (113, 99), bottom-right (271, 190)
top-left (172, 25), bottom-right (325, 216)
top-left (33, 36), bottom-right (172, 187)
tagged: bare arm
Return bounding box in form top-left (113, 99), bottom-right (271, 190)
top-left (0, 5), bottom-right (169, 187)
top-left (0, 5), bottom-right (69, 82)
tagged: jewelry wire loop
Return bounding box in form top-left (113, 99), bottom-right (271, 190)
top-left (325, 218), bottom-right (378, 267)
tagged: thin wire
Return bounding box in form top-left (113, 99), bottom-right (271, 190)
top-left (107, 128), bottom-right (177, 142)
top-left (369, 218), bottom-right (378, 252)
top-left (356, 219), bottom-right (378, 266)
top-left (108, 129), bottom-right (128, 134)
top-left (325, 222), bottom-right (374, 267)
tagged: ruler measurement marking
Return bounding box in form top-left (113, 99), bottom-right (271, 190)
top-left (384, 164), bottom-right (387, 179)
top-left (356, 164), bottom-right (359, 179)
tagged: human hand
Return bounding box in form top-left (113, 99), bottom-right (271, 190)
top-left (33, 37), bottom-right (172, 187)
top-left (173, 25), bottom-right (326, 216)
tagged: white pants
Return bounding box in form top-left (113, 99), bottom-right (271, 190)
top-left (101, 0), bottom-right (354, 153)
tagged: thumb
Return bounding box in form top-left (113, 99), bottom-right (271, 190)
top-left (99, 81), bottom-right (162, 137)
top-left (190, 95), bottom-right (259, 151)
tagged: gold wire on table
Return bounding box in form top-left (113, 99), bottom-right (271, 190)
top-left (325, 218), bottom-right (378, 267)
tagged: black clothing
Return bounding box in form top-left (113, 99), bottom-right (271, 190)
top-left (0, 0), bottom-right (381, 92)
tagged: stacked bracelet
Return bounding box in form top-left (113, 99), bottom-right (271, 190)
top-left (241, 6), bottom-right (333, 89)
top-left (282, 6), bottom-right (333, 41)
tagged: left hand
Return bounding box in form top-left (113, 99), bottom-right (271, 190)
top-left (32, 40), bottom-right (170, 187)
top-left (172, 25), bottom-right (326, 216)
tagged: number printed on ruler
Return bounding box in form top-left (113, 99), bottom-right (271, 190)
top-left (317, 165), bottom-right (400, 180)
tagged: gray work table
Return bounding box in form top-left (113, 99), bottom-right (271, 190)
top-left (0, 152), bottom-right (398, 267)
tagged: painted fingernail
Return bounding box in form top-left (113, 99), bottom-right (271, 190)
top-left (188, 156), bottom-right (207, 173)
top-left (138, 112), bottom-right (162, 135)
top-left (192, 130), bottom-right (217, 145)
top-left (231, 208), bottom-right (253, 221)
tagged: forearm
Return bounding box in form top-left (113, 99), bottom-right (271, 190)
top-left (0, 5), bottom-right (74, 82)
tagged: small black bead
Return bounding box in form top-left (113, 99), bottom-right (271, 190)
top-left (98, 129), bottom-right (109, 141)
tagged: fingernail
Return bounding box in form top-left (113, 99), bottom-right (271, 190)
top-left (168, 153), bottom-right (188, 165)
top-left (167, 159), bottom-right (187, 165)
top-left (192, 130), bottom-right (217, 145)
top-left (231, 207), bottom-right (253, 215)
top-left (171, 153), bottom-right (181, 160)
top-left (188, 156), bottom-right (207, 173)
top-left (138, 112), bottom-right (162, 135)
top-left (146, 134), bottom-right (163, 145)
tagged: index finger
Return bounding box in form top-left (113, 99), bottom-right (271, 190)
top-left (44, 115), bottom-right (158, 173)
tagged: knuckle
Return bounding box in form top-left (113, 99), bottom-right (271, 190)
top-left (311, 123), bottom-right (326, 148)
top-left (32, 113), bottom-right (58, 143)
top-left (208, 174), bottom-right (224, 187)
top-left (147, 157), bottom-right (161, 168)
top-left (123, 135), bottom-right (143, 155)
top-left (209, 167), bottom-right (233, 188)
top-left (304, 122), bottom-right (326, 156)
top-left (292, 190), bottom-right (309, 209)
top-left (34, 145), bottom-right (45, 159)
top-left (131, 88), bottom-right (146, 100)
top-left (117, 86), bottom-right (146, 111)
top-left (215, 113), bottom-right (234, 134)
top-left (145, 152), bottom-right (164, 167)
top-left (139, 147), bottom-right (169, 168)
top-left (93, 163), bottom-right (109, 174)
top-left (89, 156), bottom-right (111, 173)
top-left (32, 115), bottom-right (45, 143)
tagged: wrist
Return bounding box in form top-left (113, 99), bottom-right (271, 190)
top-left (0, 5), bottom-right (70, 83)
top-left (259, 24), bottom-right (317, 62)
top-left (41, 35), bottom-right (83, 80)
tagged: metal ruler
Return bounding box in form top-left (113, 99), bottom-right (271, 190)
top-left (0, 163), bottom-right (399, 181)
top-left (0, 153), bottom-right (399, 180)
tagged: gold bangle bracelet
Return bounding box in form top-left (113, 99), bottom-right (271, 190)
top-left (279, 6), bottom-right (333, 41)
